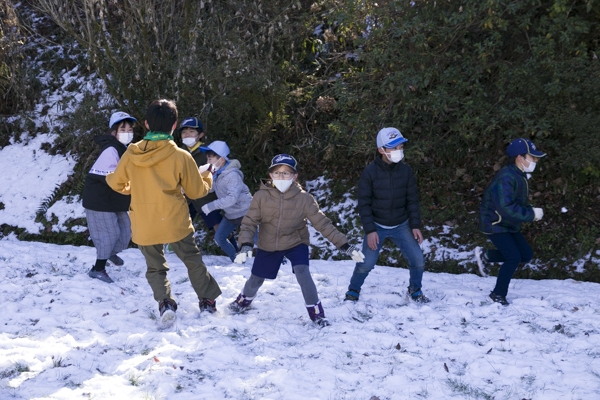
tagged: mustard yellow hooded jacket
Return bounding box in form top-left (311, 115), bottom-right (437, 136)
top-left (106, 139), bottom-right (212, 246)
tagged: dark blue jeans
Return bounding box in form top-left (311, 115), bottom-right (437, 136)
top-left (348, 220), bottom-right (424, 295)
top-left (487, 232), bottom-right (533, 297)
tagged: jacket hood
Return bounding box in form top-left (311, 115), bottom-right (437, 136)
top-left (94, 134), bottom-right (127, 155)
top-left (127, 140), bottom-right (178, 168)
top-left (218, 159), bottom-right (243, 178)
top-left (94, 134), bottom-right (124, 148)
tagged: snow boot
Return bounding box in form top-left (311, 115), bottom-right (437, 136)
top-left (307, 301), bottom-right (330, 327)
top-left (229, 293), bottom-right (254, 313)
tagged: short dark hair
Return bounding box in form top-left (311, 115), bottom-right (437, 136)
top-left (205, 150), bottom-right (219, 158)
top-left (146, 99), bottom-right (178, 133)
top-left (110, 119), bottom-right (135, 134)
top-left (505, 155), bottom-right (523, 166)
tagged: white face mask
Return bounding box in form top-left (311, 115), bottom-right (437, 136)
top-left (182, 137), bottom-right (197, 147)
top-left (272, 179), bottom-right (294, 193)
top-left (209, 157), bottom-right (224, 172)
top-left (385, 149), bottom-right (404, 163)
top-left (118, 132), bottom-right (133, 145)
top-left (522, 157), bottom-right (536, 173)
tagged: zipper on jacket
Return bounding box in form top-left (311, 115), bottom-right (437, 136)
top-left (389, 169), bottom-right (394, 219)
top-left (275, 191), bottom-right (283, 250)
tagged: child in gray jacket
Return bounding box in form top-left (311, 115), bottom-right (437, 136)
top-left (200, 141), bottom-right (252, 261)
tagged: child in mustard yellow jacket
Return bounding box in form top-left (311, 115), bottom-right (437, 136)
top-left (107, 99), bottom-right (221, 327)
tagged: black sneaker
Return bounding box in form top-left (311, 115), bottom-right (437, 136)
top-left (409, 289), bottom-right (431, 303)
top-left (88, 267), bottom-right (114, 283)
top-left (199, 298), bottom-right (217, 313)
top-left (108, 254), bottom-right (124, 266)
top-left (489, 292), bottom-right (509, 306)
top-left (474, 247), bottom-right (491, 277)
top-left (344, 290), bottom-right (360, 302)
top-left (159, 299), bottom-right (177, 326)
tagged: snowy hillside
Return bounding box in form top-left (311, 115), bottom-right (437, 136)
top-left (1, 238), bottom-right (599, 399)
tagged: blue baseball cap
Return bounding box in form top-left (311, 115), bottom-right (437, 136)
top-left (269, 154), bottom-right (297, 172)
top-left (506, 138), bottom-right (546, 158)
top-left (200, 140), bottom-right (229, 159)
top-left (178, 117), bottom-right (204, 132)
top-left (376, 127), bottom-right (408, 148)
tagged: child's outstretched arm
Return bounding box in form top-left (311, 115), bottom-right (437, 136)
top-left (201, 172), bottom-right (242, 214)
top-left (304, 195), bottom-right (363, 262)
top-left (106, 153), bottom-right (131, 194)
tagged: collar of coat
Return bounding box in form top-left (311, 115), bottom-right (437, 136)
top-left (187, 141), bottom-right (202, 152)
top-left (143, 131), bottom-right (174, 141)
top-left (375, 155), bottom-right (403, 170)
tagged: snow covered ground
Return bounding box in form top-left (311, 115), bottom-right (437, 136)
top-left (1, 237), bottom-right (599, 400)
top-left (2, 6), bottom-right (598, 399)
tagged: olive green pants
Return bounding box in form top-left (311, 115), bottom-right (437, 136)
top-left (138, 232), bottom-right (222, 303)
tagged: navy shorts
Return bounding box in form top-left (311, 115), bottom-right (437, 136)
top-left (251, 244), bottom-right (309, 279)
top-left (200, 209), bottom-right (223, 229)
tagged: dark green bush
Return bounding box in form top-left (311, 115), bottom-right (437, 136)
top-left (293, 0), bottom-right (600, 265)
top-left (15, 0), bottom-right (598, 279)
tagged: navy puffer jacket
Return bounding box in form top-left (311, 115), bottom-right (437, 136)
top-left (357, 156), bottom-right (421, 234)
top-left (478, 164), bottom-right (535, 234)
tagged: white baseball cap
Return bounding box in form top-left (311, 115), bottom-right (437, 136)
top-left (200, 140), bottom-right (230, 159)
top-left (109, 111), bottom-right (137, 128)
top-left (376, 127), bottom-right (408, 148)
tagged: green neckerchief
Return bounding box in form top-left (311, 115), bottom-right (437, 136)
top-left (143, 131), bottom-right (174, 141)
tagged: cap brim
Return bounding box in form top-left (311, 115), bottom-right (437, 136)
top-left (529, 150), bottom-right (546, 157)
top-left (111, 116), bottom-right (137, 127)
top-left (269, 162), bottom-right (297, 172)
top-left (178, 125), bottom-right (201, 132)
top-left (383, 137), bottom-right (408, 148)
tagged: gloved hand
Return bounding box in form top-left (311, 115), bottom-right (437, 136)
top-left (234, 244), bottom-right (254, 264)
top-left (533, 207), bottom-right (544, 221)
top-left (198, 163), bottom-right (212, 174)
top-left (201, 204), bottom-right (211, 215)
top-left (342, 244), bottom-right (365, 263)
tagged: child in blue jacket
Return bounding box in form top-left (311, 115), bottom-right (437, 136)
top-left (476, 138), bottom-right (546, 305)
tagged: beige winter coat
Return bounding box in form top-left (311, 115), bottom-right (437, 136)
top-left (239, 180), bottom-right (348, 252)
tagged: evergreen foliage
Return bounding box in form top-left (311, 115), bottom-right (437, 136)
top-left (4, 0), bottom-right (599, 277)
